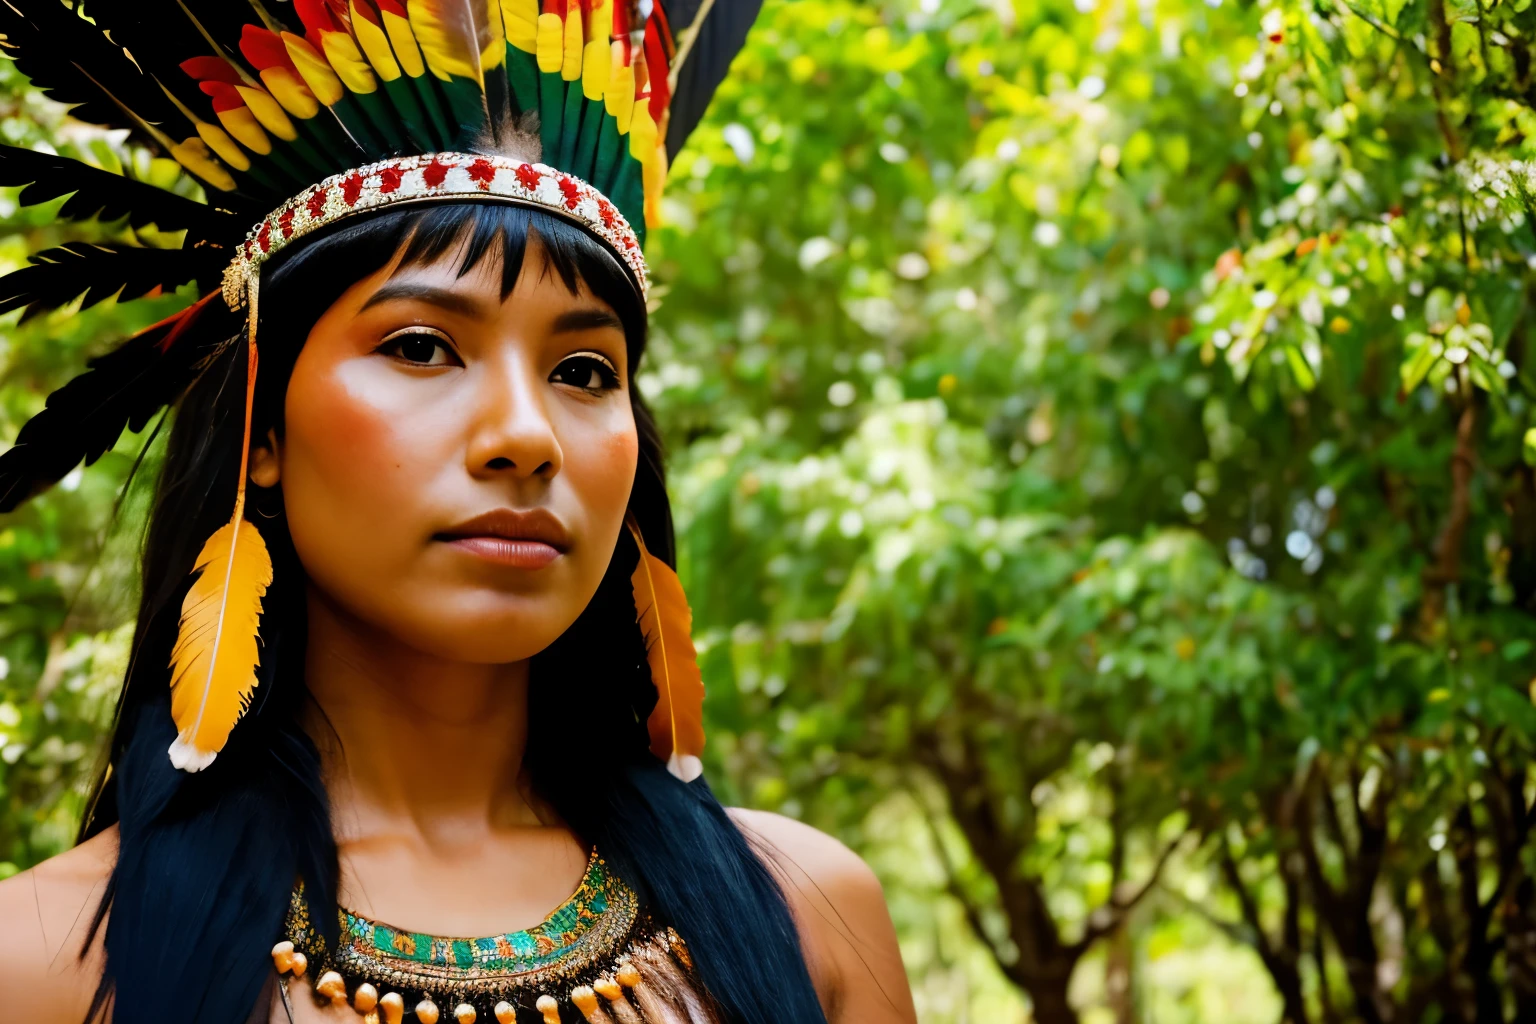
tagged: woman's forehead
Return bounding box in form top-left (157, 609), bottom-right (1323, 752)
top-left (386, 231), bottom-right (589, 302)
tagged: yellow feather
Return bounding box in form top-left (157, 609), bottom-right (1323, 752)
top-left (259, 67), bottom-right (322, 119)
top-left (501, 0), bottom-right (538, 53)
top-left (561, 7), bottom-right (583, 82)
top-left (194, 121), bottom-right (250, 171)
top-left (215, 107), bottom-right (273, 155)
top-left (605, 42), bottom-right (633, 131)
top-left (169, 138), bottom-right (237, 191)
top-left (321, 28), bottom-right (382, 93)
top-left (581, 39), bottom-right (608, 102)
top-left (284, 32), bottom-right (346, 105)
top-left (410, 0), bottom-right (505, 84)
top-left (583, 0), bottom-right (607, 45)
top-left (235, 86), bottom-right (298, 140)
top-left (380, 8), bottom-right (428, 78)
top-left (536, 12), bottom-right (563, 74)
top-left (643, 143), bottom-right (667, 230)
top-left (351, 0), bottom-right (404, 81)
top-left (167, 518), bottom-right (273, 771)
top-left (628, 102), bottom-right (657, 162)
top-left (626, 519), bottom-right (705, 783)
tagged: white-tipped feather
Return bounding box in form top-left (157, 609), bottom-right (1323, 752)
top-left (167, 517), bottom-right (272, 771)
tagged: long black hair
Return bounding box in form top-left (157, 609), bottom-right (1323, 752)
top-left (76, 203), bottom-right (827, 1024)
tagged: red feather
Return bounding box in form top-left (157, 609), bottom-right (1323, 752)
top-left (180, 56), bottom-right (242, 84)
top-left (240, 25), bottom-right (299, 72)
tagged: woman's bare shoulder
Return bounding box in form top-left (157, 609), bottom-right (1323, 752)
top-left (727, 808), bottom-right (917, 1024)
top-left (0, 825), bottom-right (116, 1023)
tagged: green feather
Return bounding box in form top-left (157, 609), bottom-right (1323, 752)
top-left (505, 46), bottom-right (539, 119)
top-left (572, 99), bottom-right (605, 182)
top-left (381, 77), bottom-right (434, 150)
top-left (592, 112), bottom-right (622, 194)
top-left (404, 72), bottom-right (456, 149)
top-left (280, 132), bottom-right (333, 178)
top-left (328, 94), bottom-right (387, 158)
top-left (258, 144), bottom-right (310, 187)
top-left (438, 76), bottom-right (487, 146)
top-left (294, 112), bottom-right (357, 160)
top-left (611, 151), bottom-right (643, 234)
top-left (539, 71), bottom-right (564, 165)
top-left (236, 159), bottom-right (282, 194)
top-left (355, 91), bottom-right (406, 151)
top-left (557, 80), bottom-right (584, 169)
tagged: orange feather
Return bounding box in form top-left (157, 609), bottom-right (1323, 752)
top-left (166, 322), bottom-right (271, 771)
top-left (167, 517), bottom-right (273, 771)
top-left (627, 517), bottom-right (705, 782)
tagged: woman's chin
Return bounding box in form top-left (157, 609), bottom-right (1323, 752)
top-left (371, 602), bottom-right (580, 664)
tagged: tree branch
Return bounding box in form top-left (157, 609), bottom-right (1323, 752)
top-left (1073, 828), bottom-right (1188, 953)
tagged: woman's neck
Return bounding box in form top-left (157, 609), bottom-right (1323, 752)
top-left (301, 586), bottom-right (542, 839)
top-left (297, 588), bottom-right (591, 934)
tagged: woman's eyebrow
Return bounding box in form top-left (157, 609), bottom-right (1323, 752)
top-left (360, 281), bottom-right (485, 317)
top-left (552, 307), bottom-right (624, 334)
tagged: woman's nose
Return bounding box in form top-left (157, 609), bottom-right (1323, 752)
top-left (465, 357), bottom-right (563, 481)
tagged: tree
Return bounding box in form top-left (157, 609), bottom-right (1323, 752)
top-left (649, 0), bottom-right (1536, 1020)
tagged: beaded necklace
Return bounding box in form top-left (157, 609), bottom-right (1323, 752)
top-left (271, 851), bottom-right (714, 1024)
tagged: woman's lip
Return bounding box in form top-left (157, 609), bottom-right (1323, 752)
top-left (444, 536), bottom-right (562, 569)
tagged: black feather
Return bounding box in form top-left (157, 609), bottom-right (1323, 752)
top-left (0, 0), bottom-right (187, 141)
top-left (0, 294), bottom-right (237, 512)
top-left (0, 145), bottom-right (243, 242)
top-left (78, 0), bottom-right (311, 205)
top-left (82, 0), bottom-right (291, 74)
top-left (662, 0), bottom-right (765, 161)
top-left (0, 243), bottom-right (214, 322)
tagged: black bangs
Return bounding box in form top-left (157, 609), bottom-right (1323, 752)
top-left (259, 201), bottom-right (647, 364)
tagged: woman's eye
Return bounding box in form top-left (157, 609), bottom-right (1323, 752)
top-left (551, 355), bottom-right (620, 392)
top-left (379, 329), bottom-right (458, 366)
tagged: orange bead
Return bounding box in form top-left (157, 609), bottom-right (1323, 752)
top-left (316, 970), bottom-right (347, 1006)
top-left (494, 1001), bottom-right (516, 1024)
top-left (616, 964), bottom-right (641, 988)
top-left (416, 999), bottom-right (441, 1024)
top-left (537, 994), bottom-right (560, 1024)
top-left (270, 941), bottom-right (295, 974)
top-left (454, 1003), bottom-right (477, 1024)
top-left (289, 951), bottom-right (308, 978)
top-left (354, 983), bottom-right (379, 1013)
top-left (379, 992), bottom-right (405, 1024)
top-left (570, 987), bottom-right (599, 1015)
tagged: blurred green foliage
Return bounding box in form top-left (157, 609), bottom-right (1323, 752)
top-left (2, 0), bottom-right (1536, 1021)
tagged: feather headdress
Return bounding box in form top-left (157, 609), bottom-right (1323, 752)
top-left (0, 0), bottom-right (761, 772)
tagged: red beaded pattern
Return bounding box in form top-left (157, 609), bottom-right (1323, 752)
top-left (222, 153), bottom-right (647, 307)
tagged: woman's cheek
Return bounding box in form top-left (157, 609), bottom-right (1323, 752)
top-left (572, 417), bottom-right (639, 514)
top-left (283, 356), bottom-right (440, 561)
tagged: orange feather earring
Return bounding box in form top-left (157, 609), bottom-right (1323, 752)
top-left (626, 516), bottom-right (705, 783)
top-left (166, 280), bottom-right (273, 772)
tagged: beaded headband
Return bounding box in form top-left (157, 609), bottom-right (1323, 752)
top-left (222, 152), bottom-right (649, 310)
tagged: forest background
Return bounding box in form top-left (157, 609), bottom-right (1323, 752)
top-left (2, 0), bottom-right (1535, 1021)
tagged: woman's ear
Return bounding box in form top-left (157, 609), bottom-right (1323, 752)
top-left (249, 427), bottom-right (282, 488)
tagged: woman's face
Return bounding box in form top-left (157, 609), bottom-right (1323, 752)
top-left (250, 234), bottom-right (639, 663)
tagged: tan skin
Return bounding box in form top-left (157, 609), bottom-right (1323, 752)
top-left (0, 234), bottom-right (917, 1024)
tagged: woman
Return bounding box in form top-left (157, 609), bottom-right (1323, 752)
top-left (0, 1), bottom-right (916, 1022)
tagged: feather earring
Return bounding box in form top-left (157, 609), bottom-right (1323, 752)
top-left (626, 517), bottom-right (706, 783)
top-left (166, 279), bottom-right (274, 772)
